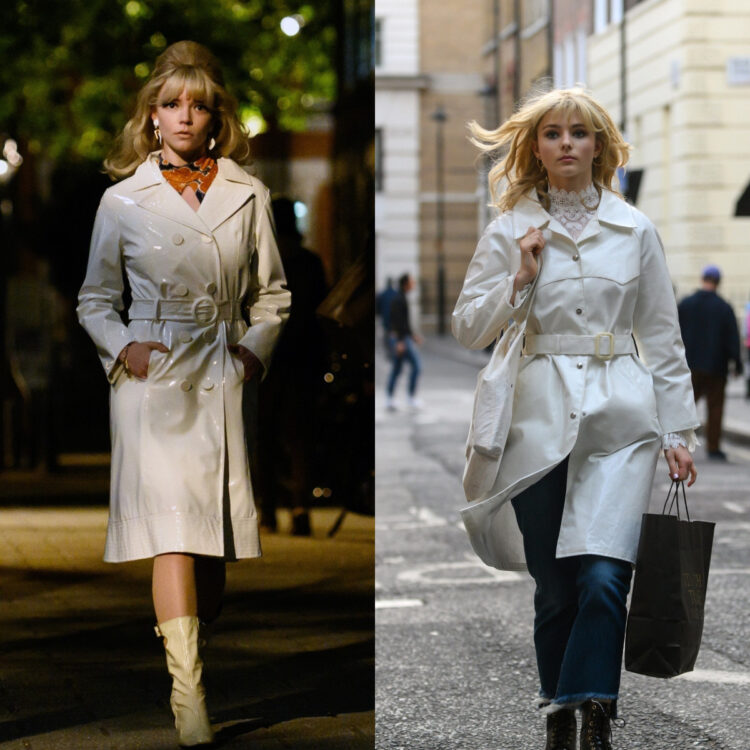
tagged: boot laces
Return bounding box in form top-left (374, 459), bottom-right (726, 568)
top-left (547, 709), bottom-right (576, 750)
top-left (582, 700), bottom-right (612, 750)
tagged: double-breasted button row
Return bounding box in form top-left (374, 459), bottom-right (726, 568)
top-left (172, 233), bottom-right (214, 245)
top-left (167, 282), bottom-right (217, 298)
top-left (179, 378), bottom-right (216, 392)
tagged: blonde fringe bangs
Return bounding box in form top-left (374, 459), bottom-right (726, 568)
top-left (468, 87), bottom-right (630, 212)
top-left (104, 42), bottom-right (250, 180)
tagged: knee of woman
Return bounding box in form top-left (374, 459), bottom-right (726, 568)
top-left (578, 558), bottom-right (631, 604)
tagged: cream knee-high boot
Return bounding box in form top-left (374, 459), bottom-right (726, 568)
top-left (155, 615), bottom-right (214, 747)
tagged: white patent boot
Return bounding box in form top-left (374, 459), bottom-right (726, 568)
top-left (155, 615), bottom-right (215, 747)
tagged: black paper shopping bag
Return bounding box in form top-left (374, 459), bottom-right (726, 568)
top-left (625, 481), bottom-right (714, 678)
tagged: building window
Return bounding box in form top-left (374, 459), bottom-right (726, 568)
top-left (375, 128), bottom-right (384, 192)
top-left (594, 0), bottom-right (608, 32)
top-left (374, 17), bottom-right (382, 67)
top-left (523, 0), bottom-right (548, 27)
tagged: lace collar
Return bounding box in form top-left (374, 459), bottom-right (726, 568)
top-left (547, 184), bottom-right (600, 241)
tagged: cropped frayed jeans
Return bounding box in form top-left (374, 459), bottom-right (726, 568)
top-left (511, 458), bottom-right (633, 709)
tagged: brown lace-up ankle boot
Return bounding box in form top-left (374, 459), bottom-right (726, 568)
top-left (545, 708), bottom-right (576, 750)
top-left (580, 699), bottom-right (612, 750)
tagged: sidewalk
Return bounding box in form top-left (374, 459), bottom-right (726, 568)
top-left (0, 505), bottom-right (373, 749)
top-left (423, 334), bottom-right (750, 446)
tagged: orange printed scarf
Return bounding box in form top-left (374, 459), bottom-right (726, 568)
top-left (159, 156), bottom-right (218, 203)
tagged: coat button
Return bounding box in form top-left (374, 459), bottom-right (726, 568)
top-left (572, 254), bottom-right (580, 261)
top-left (570, 412), bottom-right (577, 419)
top-left (202, 379), bottom-right (215, 391)
top-left (201, 235), bottom-right (213, 244)
top-left (205, 282), bottom-right (217, 294)
top-left (174, 284), bottom-right (188, 297)
top-left (179, 332), bottom-right (192, 343)
top-left (180, 380), bottom-right (192, 392)
top-left (577, 362), bottom-right (583, 369)
top-left (575, 308), bottom-right (583, 315)
top-left (173, 234), bottom-right (184, 246)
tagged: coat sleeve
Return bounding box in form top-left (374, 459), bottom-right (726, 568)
top-left (632, 217), bottom-right (699, 434)
top-left (451, 215), bottom-right (527, 350)
top-left (76, 191), bottom-right (135, 383)
top-left (237, 188), bottom-right (291, 373)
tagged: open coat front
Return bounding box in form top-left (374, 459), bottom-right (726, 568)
top-left (453, 189), bottom-right (699, 571)
top-left (77, 155), bottom-right (290, 562)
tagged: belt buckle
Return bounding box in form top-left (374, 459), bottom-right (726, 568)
top-left (594, 332), bottom-right (614, 361)
top-left (192, 296), bottom-right (219, 326)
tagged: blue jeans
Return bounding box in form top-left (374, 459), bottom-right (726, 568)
top-left (511, 458), bottom-right (632, 708)
top-left (386, 336), bottom-right (421, 397)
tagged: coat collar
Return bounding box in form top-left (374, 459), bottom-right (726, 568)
top-left (125, 152), bottom-right (256, 234)
top-left (511, 186), bottom-right (636, 240)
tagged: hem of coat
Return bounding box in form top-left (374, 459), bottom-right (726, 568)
top-left (103, 514), bottom-right (261, 563)
top-left (553, 547), bottom-right (636, 565)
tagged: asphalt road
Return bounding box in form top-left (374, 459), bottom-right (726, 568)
top-left (375, 339), bottom-right (750, 750)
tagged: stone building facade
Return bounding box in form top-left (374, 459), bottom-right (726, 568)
top-left (589, 0), bottom-right (750, 312)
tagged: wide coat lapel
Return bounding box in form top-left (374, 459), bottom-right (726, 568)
top-left (197, 158), bottom-right (256, 232)
top-left (126, 155), bottom-right (209, 235)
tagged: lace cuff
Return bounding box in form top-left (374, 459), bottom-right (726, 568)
top-left (661, 429), bottom-right (699, 452)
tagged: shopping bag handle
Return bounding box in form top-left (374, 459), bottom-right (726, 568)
top-left (662, 480), bottom-right (691, 522)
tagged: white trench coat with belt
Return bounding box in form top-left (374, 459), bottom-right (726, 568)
top-left (78, 154), bottom-right (290, 562)
top-left (453, 188), bottom-right (699, 571)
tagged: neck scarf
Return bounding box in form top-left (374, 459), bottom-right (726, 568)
top-left (159, 156), bottom-right (218, 203)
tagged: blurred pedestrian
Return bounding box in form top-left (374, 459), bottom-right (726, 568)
top-left (386, 273), bottom-right (423, 410)
top-left (77, 41), bottom-right (289, 746)
top-left (744, 301), bottom-right (750, 399)
top-left (253, 196), bottom-right (328, 535)
top-left (455, 88), bottom-right (698, 749)
top-left (376, 277), bottom-right (398, 350)
top-left (678, 265), bottom-right (742, 460)
top-left (5, 245), bottom-right (64, 471)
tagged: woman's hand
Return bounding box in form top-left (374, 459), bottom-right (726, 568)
top-left (664, 446), bottom-right (697, 487)
top-left (119, 341), bottom-right (169, 379)
top-left (228, 344), bottom-right (263, 382)
top-left (514, 226), bottom-right (546, 292)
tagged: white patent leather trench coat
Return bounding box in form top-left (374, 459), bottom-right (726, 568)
top-left (77, 154), bottom-right (290, 562)
top-left (453, 188), bottom-right (699, 571)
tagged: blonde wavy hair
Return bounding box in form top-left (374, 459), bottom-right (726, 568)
top-left (468, 87), bottom-right (630, 212)
top-left (104, 40), bottom-right (250, 179)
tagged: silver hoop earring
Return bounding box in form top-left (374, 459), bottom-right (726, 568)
top-left (153, 119), bottom-right (162, 145)
top-left (208, 137), bottom-right (216, 151)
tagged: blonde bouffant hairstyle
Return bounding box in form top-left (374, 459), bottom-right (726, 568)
top-left (104, 40), bottom-right (250, 179)
top-left (468, 86), bottom-right (630, 212)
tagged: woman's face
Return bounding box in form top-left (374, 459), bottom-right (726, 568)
top-left (153, 86), bottom-right (213, 164)
top-left (532, 109), bottom-right (601, 192)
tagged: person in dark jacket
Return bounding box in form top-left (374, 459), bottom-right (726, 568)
top-left (678, 265), bottom-right (743, 460)
top-left (376, 277), bottom-right (398, 352)
top-left (386, 273), bottom-right (422, 410)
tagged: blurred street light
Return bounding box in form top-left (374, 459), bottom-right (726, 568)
top-left (431, 105), bottom-right (447, 336)
top-left (280, 15), bottom-right (304, 37)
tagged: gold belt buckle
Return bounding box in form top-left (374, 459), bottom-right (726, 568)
top-left (594, 332), bottom-right (614, 361)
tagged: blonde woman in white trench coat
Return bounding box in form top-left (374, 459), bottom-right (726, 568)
top-left (453, 88), bottom-right (699, 750)
top-left (77, 41), bottom-right (289, 747)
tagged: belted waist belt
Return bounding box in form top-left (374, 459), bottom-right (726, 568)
top-left (523, 332), bottom-right (635, 361)
top-left (129, 298), bottom-right (243, 325)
